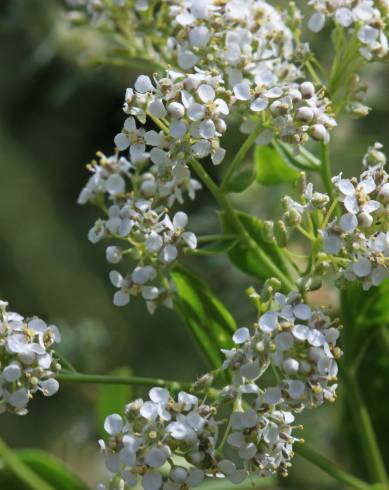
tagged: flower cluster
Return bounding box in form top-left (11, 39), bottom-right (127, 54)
top-left (79, 151), bottom-right (198, 313)
top-left (166, 0), bottom-right (301, 87)
top-left (120, 70), bottom-right (230, 166)
top-left (223, 291), bottom-right (342, 409)
top-left (0, 300), bottom-right (61, 415)
top-left (322, 147), bottom-right (389, 289)
top-left (98, 285), bottom-right (341, 489)
top-left (98, 388), bottom-right (217, 490)
top-left (308, 0), bottom-right (389, 61)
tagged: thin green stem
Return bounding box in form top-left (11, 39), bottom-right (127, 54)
top-left (342, 370), bottom-right (388, 486)
top-left (319, 143), bottom-right (334, 200)
top-left (220, 122), bottom-right (263, 190)
top-left (0, 437), bottom-right (54, 490)
top-left (295, 443), bottom-right (371, 490)
top-left (58, 371), bottom-right (192, 391)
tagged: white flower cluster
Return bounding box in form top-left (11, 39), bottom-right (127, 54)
top-left (0, 300), bottom-right (61, 415)
top-left (98, 287), bottom-right (341, 489)
top-left (166, 0), bottom-right (300, 87)
top-left (223, 291), bottom-right (342, 410)
top-left (308, 0), bottom-right (389, 61)
top-left (322, 147), bottom-right (389, 289)
top-left (79, 152), bottom-right (198, 313)
top-left (98, 388), bottom-right (217, 490)
top-left (119, 70), bottom-right (230, 166)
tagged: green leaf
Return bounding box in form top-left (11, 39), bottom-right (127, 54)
top-left (272, 140), bottom-right (321, 171)
top-left (255, 144), bottom-right (300, 185)
top-left (220, 211), bottom-right (290, 282)
top-left (171, 265), bottom-right (236, 369)
top-left (96, 366), bottom-right (133, 435)
top-left (0, 450), bottom-right (89, 490)
top-left (223, 167), bottom-right (256, 193)
top-left (186, 237), bottom-right (239, 256)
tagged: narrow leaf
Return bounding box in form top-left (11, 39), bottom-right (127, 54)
top-left (220, 211), bottom-right (290, 282)
top-left (0, 450), bottom-right (89, 490)
top-left (171, 265), bottom-right (236, 369)
top-left (224, 167), bottom-right (256, 193)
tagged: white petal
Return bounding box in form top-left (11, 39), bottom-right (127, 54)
top-left (198, 84), bottom-right (215, 103)
top-left (104, 414), bottom-right (123, 435)
top-left (308, 12), bottom-right (325, 32)
top-left (135, 75), bottom-right (155, 93)
top-left (259, 311), bottom-right (278, 333)
top-left (232, 327), bottom-right (250, 344)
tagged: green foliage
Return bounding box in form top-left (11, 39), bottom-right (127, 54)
top-left (220, 211), bottom-right (290, 283)
top-left (171, 265), bottom-right (236, 370)
top-left (223, 167), bottom-right (256, 193)
top-left (255, 144), bottom-right (300, 185)
top-left (0, 450), bottom-right (89, 490)
top-left (96, 366), bottom-right (133, 435)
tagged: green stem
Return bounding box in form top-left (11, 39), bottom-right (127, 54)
top-left (220, 122), bottom-right (263, 190)
top-left (57, 371), bottom-right (192, 391)
top-left (189, 158), bottom-right (295, 291)
top-left (343, 370), bottom-right (388, 486)
top-left (295, 443), bottom-right (371, 490)
top-left (0, 438), bottom-right (54, 490)
top-left (319, 143), bottom-right (334, 200)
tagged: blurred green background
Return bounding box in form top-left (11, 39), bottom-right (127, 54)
top-left (0, 1), bottom-right (388, 489)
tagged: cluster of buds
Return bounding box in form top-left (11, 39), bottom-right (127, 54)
top-left (98, 388), bottom-right (217, 490)
top-left (0, 300), bottom-right (61, 415)
top-left (223, 291), bottom-right (342, 410)
top-left (308, 0), bottom-right (389, 61)
top-left (322, 144), bottom-right (389, 289)
top-left (236, 81), bottom-right (336, 145)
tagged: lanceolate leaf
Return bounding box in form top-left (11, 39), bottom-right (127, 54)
top-left (255, 144), bottom-right (300, 185)
top-left (171, 265), bottom-right (236, 369)
top-left (220, 211), bottom-right (290, 283)
top-left (96, 367), bottom-right (133, 436)
top-left (0, 450), bottom-right (89, 490)
top-left (223, 167), bottom-right (256, 193)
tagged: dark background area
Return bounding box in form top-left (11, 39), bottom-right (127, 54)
top-left (0, 1), bottom-right (388, 488)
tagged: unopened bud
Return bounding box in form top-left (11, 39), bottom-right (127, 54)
top-left (274, 220), bottom-right (288, 247)
top-left (296, 275), bottom-right (322, 292)
top-left (262, 220), bottom-right (275, 243)
top-left (297, 172), bottom-right (307, 194)
top-left (310, 124), bottom-right (329, 143)
top-left (296, 106), bottom-right (314, 122)
top-left (300, 81), bottom-right (315, 99)
top-left (283, 209), bottom-right (302, 227)
top-left (311, 192), bottom-right (330, 209)
top-left (358, 212), bottom-right (373, 228)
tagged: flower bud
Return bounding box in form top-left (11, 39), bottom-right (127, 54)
top-left (167, 102), bottom-right (185, 119)
top-left (296, 106), bottom-right (314, 122)
top-left (311, 192), bottom-right (329, 209)
top-left (300, 81), bottom-right (315, 99)
top-left (274, 220), bottom-right (288, 247)
top-left (106, 246), bottom-right (123, 264)
top-left (283, 209), bottom-right (302, 227)
top-left (310, 124), bottom-right (329, 143)
top-left (358, 212), bottom-right (373, 228)
top-left (262, 220), bottom-right (275, 243)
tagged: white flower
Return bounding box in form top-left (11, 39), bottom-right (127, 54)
top-left (0, 302), bottom-right (61, 415)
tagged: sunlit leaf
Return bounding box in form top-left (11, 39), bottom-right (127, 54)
top-left (255, 144), bottom-right (299, 185)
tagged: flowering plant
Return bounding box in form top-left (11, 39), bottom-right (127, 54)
top-left (1, 1), bottom-right (389, 490)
